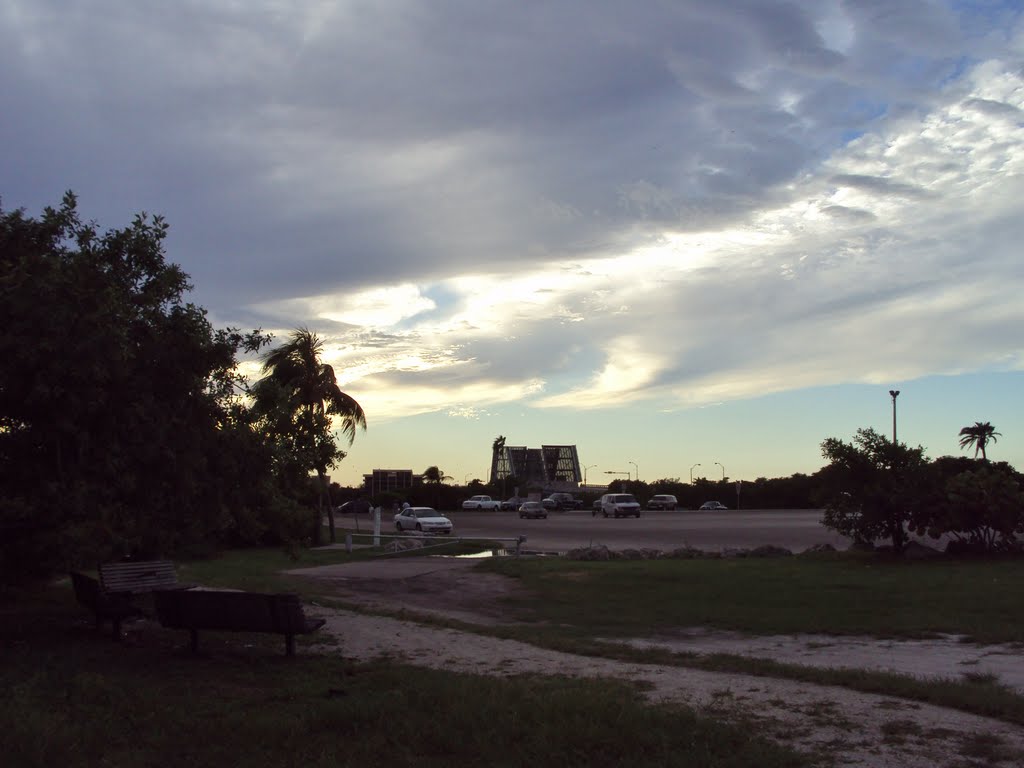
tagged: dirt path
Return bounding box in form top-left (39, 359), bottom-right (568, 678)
top-left (291, 558), bottom-right (1024, 768)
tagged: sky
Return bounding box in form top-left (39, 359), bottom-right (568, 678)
top-left (3, 0), bottom-right (1022, 488)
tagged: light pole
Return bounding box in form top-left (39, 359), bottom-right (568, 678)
top-left (714, 462), bottom-right (725, 480)
top-left (689, 463), bottom-right (701, 483)
top-left (629, 461), bottom-right (639, 482)
top-left (583, 464), bottom-right (597, 485)
top-left (464, 472), bottom-right (472, 485)
top-left (889, 390), bottom-right (900, 444)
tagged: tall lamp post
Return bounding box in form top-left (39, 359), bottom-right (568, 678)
top-left (629, 461), bottom-right (639, 483)
top-left (464, 472), bottom-right (472, 485)
top-left (714, 461), bottom-right (725, 480)
top-left (689, 463), bottom-right (701, 483)
top-left (889, 390), bottom-right (900, 444)
top-left (583, 464), bottom-right (597, 485)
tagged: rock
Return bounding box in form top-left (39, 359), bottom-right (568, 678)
top-left (565, 545), bottom-right (611, 561)
top-left (802, 543), bottom-right (837, 554)
top-left (721, 548), bottom-right (750, 558)
top-left (748, 545), bottom-right (793, 558)
top-left (847, 540), bottom-right (876, 552)
top-left (667, 547), bottom-right (706, 559)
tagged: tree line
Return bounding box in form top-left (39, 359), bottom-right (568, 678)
top-left (0, 193), bottom-right (364, 582)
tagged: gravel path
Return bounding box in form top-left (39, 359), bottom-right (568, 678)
top-left (314, 607), bottom-right (1024, 768)
top-left (291, 558), bottom-right (1024, 767)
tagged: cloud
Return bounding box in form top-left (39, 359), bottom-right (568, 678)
top-left (3, 1), bottom-right (1023, 432)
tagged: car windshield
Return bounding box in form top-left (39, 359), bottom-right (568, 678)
top-left (613, 495), bottom-right (637, 503)
top-left (414, 509), bottom-right (441, 518)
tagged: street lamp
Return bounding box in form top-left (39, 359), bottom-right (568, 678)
top-left (583, 464), bottom-right (597, 485)
top-left (714, 462), bottom-right (725, 480)
top-left (889, 390), bottom-right (900, 444)
top-left (629, 461), bottom-right (639, 482)
top-left (464, 472), bottom-right (472, 485)
top-left (689, 463), bottom-right (701, 483)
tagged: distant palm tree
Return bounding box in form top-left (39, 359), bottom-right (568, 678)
top-left (253, 328), bottom-right (366, 543)
top-left (958, 421), bottom-right (1001, 460)
top-left (422, 466), bottom-right (452, 484)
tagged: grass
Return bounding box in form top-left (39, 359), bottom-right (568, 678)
top-left (173, 537), bottom-right (504, 593)
top-left (14, 545), bottom-right (1024, 765)
top-left (0, 583), bottom-right (809, 768)
top-left (479, 554), bottom-right (1024, 643)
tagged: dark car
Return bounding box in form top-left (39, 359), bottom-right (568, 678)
top-left (542, 492), bottom-right (583, 511)
top-left (518, 501), bottom-right (548, 519)
top-left (647, 494), bottom-right (678, 511)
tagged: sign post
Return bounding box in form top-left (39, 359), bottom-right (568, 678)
top-left (735, 480), bottom-right (742, 510)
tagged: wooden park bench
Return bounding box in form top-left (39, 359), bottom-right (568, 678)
top-left (98, 559), bottom-right (192, 594)
top-left (154, 589), bottom-right (326, 656)
top-left (70, 571), bottom-right (145, 639)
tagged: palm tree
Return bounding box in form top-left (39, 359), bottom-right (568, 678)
top-left (422, 466), bottom-right (452, 509)
top-left (958, 421), bottom-right (1001, 460)
top-left (422, 466), bottom-right (453, 484)
top-left (253, 328), bottom-right (366, 543)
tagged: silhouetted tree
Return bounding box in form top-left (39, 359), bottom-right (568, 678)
top-left (819, 428), bottom-right (929, 553)
top-left (0, 192), bottom-right (274, 580)
top-left (958, 422), bottom-right (1001, 460)
top-left (252, 328), bottom-right (366, 544)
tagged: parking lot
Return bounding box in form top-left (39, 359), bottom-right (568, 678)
top-left (334, 508), bottom-right (850, 553)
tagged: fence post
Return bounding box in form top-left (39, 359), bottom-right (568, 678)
top-left (345, 533), bottom-right (352, 554)
top-left (373, 508), bottom-right (381, 547)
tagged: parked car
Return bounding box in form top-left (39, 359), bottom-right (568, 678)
top-left (518, 501), bottom-right (547, 519)
top-left (542, 492), bottom-right (583, 510)
top-left (394, 507), bottom-right (454, 534)
top-left (646, 494), bottom-right (678, 510)
top-left (699, 500), bottom-right (729, 511)
top-left (500, 497), bottom-right (524, 511)
top-left (599, 493), bottom-right (642, 518)
top-left (592, 498), bottom-right (602, 516)
top-left (461, 495), bottom-right (501, 511)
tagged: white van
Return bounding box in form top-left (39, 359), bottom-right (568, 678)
top-left (599, 493), bottom-right (641, 518)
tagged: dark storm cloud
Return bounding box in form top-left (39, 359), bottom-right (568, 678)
top-left (2, 0), bottom-right (892, 310)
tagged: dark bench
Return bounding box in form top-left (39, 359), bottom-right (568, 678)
top-left (99, 560), bottom-right (192, 594)
top-left (70, 571), bottom-right (145, 638)
top-left (154, 590), bottom-right (326, 656)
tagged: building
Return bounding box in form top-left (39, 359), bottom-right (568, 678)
top-left (362, 469), bottom-right (421, 495)
top-left (490, 442), bottom-right (582, 489)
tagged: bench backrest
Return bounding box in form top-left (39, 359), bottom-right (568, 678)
top-left (99, 560), bottom-right (179, 593)
top-left (154, 590), bottom-right (313, 634)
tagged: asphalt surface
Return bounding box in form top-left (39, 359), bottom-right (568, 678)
top-left (332, 508), bottom-right (851, 553)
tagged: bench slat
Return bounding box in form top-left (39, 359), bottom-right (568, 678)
top-left (100, 560), bottom-right (181, 593)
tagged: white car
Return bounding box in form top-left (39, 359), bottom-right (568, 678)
top-left (599, 493), bottom-right (642, 518)
top-left (699, 501), bottom-right (729, 511)
top-left (394, 507), bottom-right (454, 534)
top-left (461, 495), bottom-right (501, 510)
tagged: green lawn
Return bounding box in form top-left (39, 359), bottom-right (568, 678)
top-left (481, 554), bottom-right (1024, 643)
top-left (1, 581), bottom-right (807, 768)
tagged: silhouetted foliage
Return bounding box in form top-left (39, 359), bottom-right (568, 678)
top-left (0, 192), bottom-right (284, 581)
top-left (958, 421), bottom-right (1001, 460)
top-left (819, 428), bottom-right (930, 553)
top-left (251, 328), bottom-right (366, 544)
